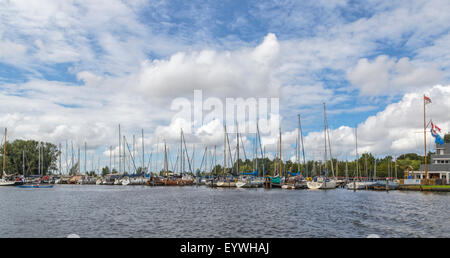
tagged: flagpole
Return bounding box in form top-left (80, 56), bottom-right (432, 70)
top-left (424, 94), bottom-right (428, 185)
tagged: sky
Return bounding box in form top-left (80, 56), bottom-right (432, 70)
top-left (1, 0), bottom-right (450, 172)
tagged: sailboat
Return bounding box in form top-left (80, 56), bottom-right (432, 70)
top-left (215, 125), bottom-right (237, 188)
top-left (346, 127), bottom-right (365, 190)
top-left (307, 104), bottom-right (337, 190)
top-left (0, 128), bottom-right (17, 186)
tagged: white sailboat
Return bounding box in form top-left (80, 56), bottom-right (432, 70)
top-left (346, 127), bottom-right (368, 190)
top-left (307, 104), bottom-right (337, 190)
top-left (307, 177), bottom-right (337, 189)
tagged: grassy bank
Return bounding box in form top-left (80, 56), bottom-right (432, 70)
top-left (399, 185), bottom-right (450, 192)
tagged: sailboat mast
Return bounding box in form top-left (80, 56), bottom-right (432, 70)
top-left (24, 149), bottom-right (26, 176)
top-left (345, 160), bottom-right (348, 182)
top-left (71, 141), bottom-right (74, 175)
top-left (424, 95), bottom-right (428, 184)
top-left (142, 129), bottom-right (145, 174)
top-left (84, 142), bottom-right (87, 174)
top-left (65, 140), bottom-right (68, 175)
top-left (279, 126), bottom-right (282, 178)
top-left (223, 125), bottom-right (227, 175)
top-left (323, 103), bottom-right (328, 178)
top-left (298, 115), bottom-right (307, 177)
top-left (78, 146), bottom-right (80, 175)
top-left (355, 127), bottom-right (359, 181)
top-left (255, 134), bottom-right (258, 176)
top-left (38, 142), bottom-right (41, 176)
top-left (109, 145), bottom-right (112, 171)
top-left (2, 128), bottom-right (6, 178)
top-left (374, 159), bottom-right (377, 180)
top-left (164, 141), bottom-right (168, 184)
top-left (324, 103), bottom-right (335, 177)
top-left (263, 146), bottom-right (266, 176)
top-left (123, 135), bottom-right (126, 174)
top-left (236, 122), bottom-right (239, 176)
top-left (214, 145), bottom-right (217, 175)
top-left (297, 115), bottom-right (300, 171)
top-left (180, 129), bottom-right (183, 174)
top-left (119, 124), bottom-right (121, 174)
top-left (365, 154), bottom-right (368, 180)
top-left (58, 143), bottom-right (61, 176)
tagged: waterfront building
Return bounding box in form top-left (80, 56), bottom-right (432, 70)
top-left (410, 143), bottom-right (450, 184)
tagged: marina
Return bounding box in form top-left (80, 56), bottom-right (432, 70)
top-left (1, 1), bottom-right (450, 241)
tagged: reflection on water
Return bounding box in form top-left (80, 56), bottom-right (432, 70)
top-left (0, 185), bottom-right (448, 238)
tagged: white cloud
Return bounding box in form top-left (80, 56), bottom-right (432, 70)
top-left (347, 55), bottom-right (443, 96)
top-left (137, 33), bottom-right (281, 98)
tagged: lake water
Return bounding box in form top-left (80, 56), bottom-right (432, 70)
top-left (0, 185), bottom-right (448, 238)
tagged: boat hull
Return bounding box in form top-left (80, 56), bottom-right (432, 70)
top-left (307, 179), bottom-right (337, 189)
top-left (0, 180), bottom-right (16, 186)
top-left (346, 181), bottom-right (366, 190)
top-left (216, 181), bottom-right (237, 187)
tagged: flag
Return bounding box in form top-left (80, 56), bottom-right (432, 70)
top-left (431, 120), bottom-right (442, 134)
top-left (431, 121), bottom-right (437, 134)
top-left (430, 128), bottom-right (445, 145)
top-left (424, 95), bottom-right (432, 104)
top-left (435, 124), bottom-right (442, 133)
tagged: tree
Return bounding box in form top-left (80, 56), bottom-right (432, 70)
top-left (69, 162), bottom-right (79, 175)
top-left (2, 139), bottom-right (58, 176)
top-left (444, 133), bottom-right (450, 143)
top-left (101, 166), bottom-right (111, 177)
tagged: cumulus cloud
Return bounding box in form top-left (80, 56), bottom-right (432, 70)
top-left (347, 55), bottom-right (443, 96)
top-left (137, 33), bottom-right (280, 98)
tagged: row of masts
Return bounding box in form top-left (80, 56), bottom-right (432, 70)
top-left (22, 102), bottom-right (400, 179)
top-left (52, 114), bottom-right (311, 177)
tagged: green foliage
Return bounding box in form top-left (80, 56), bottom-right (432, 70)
top-left (101, 166), bottom-right (111, 177)
top-left (444, 133), bottom-right (450, 143)
top-left (2, 139), bottom-right (58, 176)
top-left (68, 162), bottom-right (79, 175)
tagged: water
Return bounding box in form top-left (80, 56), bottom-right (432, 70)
top-left (0, 185), bottom-right (449, 238)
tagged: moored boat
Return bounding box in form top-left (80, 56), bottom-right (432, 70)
top-left (307, 176), bottom-right (337, 189)
top-left (346, 180), bottom-right (366, 190)
top-left (18, 184), bottom-right (53, 189)
top-left (0, 178), bottom-right (16, 186)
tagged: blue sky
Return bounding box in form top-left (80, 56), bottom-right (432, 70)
top-left (0, 0), bottom-right (450, 170)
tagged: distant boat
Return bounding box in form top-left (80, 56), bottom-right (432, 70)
top-left (373, 180), bottom-right (399, 190)
top-left (18, 184), bottom-right (53, 189)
